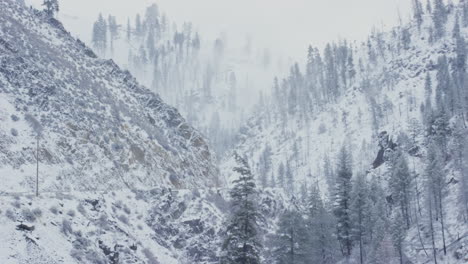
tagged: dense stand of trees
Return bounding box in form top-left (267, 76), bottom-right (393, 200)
top-left (89, 3), bottom-right (250, 155)
top-left (226, 1), bottom-right (468, 263)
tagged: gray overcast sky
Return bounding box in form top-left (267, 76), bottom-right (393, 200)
top-left (27, 0), bottom-right (414, 60)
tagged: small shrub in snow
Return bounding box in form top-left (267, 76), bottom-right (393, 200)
top-left (85, 250), bottom-right (107, 264)
top-left (123, 205), bottom-right (131, 214)
top-left (142, 248), bottom-right (159, 264)
top-left (318, 123), bottom-right (327, 134)
top-left (11, 200), bottom-right (21, 208)
top-left (135, 191), bottom-right (145, 200)
top-left (114, 200), bottom-right (123, 209)
top-left (67, 209), bottom-right (76, 217)
top-left (11, 114), bottom-right (19, 121)
top-left (10, 128), bottom-right (18, 137)
top-left (97, 214), bottom-right (110, 230)
top-left (62, 219), bottom-right (73, 235)
top-left (137, 224), bottom-right (143, 230)
top-left (77, 203), bottom-right (86, 216)
top-left (50, 206), bottom-right (58, 214)
top-left (21, 208), bottom-right (36, 222)
top-left (117, 214), bottom-right (129, 225)
top-left (32, 208), bottom-right (42, 218)
top-left (5, 209), bottom-right (16, 221)
top-left (70, 249), bottom-right (85, 262)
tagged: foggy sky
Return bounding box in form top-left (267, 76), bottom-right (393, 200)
top-left (25, 0), bottom-right (415, 61)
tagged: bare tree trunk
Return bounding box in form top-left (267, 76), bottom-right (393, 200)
top-left (429, 197), bottom-right (438, 264)
top-left (414, 206), bottom-right (429, 257)
top-left (36, 135), bottom-right (39, 197)
top-left (438, 189), bottom-right (447, 255)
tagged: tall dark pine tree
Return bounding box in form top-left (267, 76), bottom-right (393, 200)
top-left (333, 146), bottom-right (353, 257)
top-left (389, 150), bottom-right (412, 228)
top-left (432, 0), bottom-right (447, 40)
top-left (413, 0), bottom-right (424, 30)
top-left (92, 14), bottom-right (107, 55)
top-left (272, 206), bottom-right (310, 264)
top-left (351, 173), bottom-right (371, 264)
top-left (221, 153), bottom-right (262, 264)
top-left (425, 143), bottom-right (447, 255)
top-left (108, 15), bottom-right (119, 55)
top-left (42, 0), bottom-right (59, 18)
top-left (308, 185), bottom-right (339, 264)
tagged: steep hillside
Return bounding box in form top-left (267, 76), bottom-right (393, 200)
top-left (223, 1), bottom-right (468, 263)
top-left (0, 0), bottom-right (217, 193)
top-left (81, 3), bottom-right (286, 155)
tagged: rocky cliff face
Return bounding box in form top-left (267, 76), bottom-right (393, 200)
top-left (0, 0), bottom-right (218, 193)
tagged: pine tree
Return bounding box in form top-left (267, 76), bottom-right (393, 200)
top-left (435, 56), bottom-right (452, 114)
top-left (272, 206), bottom-right (310, 264)
top-left (108, 15), bottom-right (119, 55)
top-left (389, 150), bottom-right (412, 228)
top-left (413, 0), bottom-right (424, 31)
top-left (390, 211), bottom-right (406, 264)
top-left (366, 176), bottom-right (389, 263)
top-left (92, 14), bottom-right (107, 55)
top-left (285, 162), bottom-right (294, 195)
top-left (221, 153), bottom-right (262, 264)
top-left (424, 72), bottom-right (433, 124)
top-left (307, 185), bottom-right (339, 263)
top-left (126, 18), bottom-right (131, 41)
top-left (259, 145), bottom-right (272, 188)
top-left (351, 173), bottom-right (371, 264)
top-left (333, 146), bottom-right (353, 257)
top-left (452, 18), bottom-right (467, 121)
top-left (135, 14), bottom-right (142, 37)
top-left (433, 0), bottom-right (447, 40)
top-left (277, 162), bottom-right (285, 188)
top-left (425, 143), bottom-right (447, 255)
top-left (42, 0), bottom-right (59, 18)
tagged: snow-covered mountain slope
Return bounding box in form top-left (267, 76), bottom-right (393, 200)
top-left (223, 2), bottom-right (468, 263)
top-left (70, 3), bottom-right (287, 156)
top-left (0, 0), bottom-right (218, 192)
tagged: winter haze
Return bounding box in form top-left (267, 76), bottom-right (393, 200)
top-left (1, 0), bottom-right (468, 263)
top-left (25, 0), bottom-right (412, 59)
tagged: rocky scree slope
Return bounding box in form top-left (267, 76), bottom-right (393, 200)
top-left (0, 0), bottom-right (218, 192)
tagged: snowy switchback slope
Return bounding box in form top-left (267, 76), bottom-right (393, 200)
top-left (0, 0), bottom-right (218, 192)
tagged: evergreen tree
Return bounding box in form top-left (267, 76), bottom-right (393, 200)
top-left (285, 162), bottom-right (294, 195)
top-left (389, 150), bottom-right (412, 228)
top-left (413, 0), bottom-right (424, 30)
top-left (277, 162), bottom-right (285, 188)
top-left (452, 18), bottom-right (467, 120)
top-left (435, 56), bottom-right (452, 114)
top-left (135, 14), bottom-right (142, 37)
top-left (425, 143), bottom-right (447, 255)
top-left (92, 14), bottom-right (107, 55)
top-left (259, 145), bottom-right (272, 189)
top-left (307, 185), bottom-right (339, 263)
top-left (390, 211), bottom-right (406, 264)
top-left (333, 146), bottom-right (353, 257)
top-left (432, 0), bottom-right (447, 40)
top-left (147, 27), bottom-right (156, 60)
top-left (424, 72), bottom-right (433, 123)
top-left (272, 206), bottom-right (310, 264)
top-left (108, 15), bottom-right (119, 55)
top-left (351, 173), bottom-right (372, 264)
top-left (126, 18), bottom-right (131, 41)
top-left (221, 153), bottom-right (262, 264)
top-left (42, 0), bottom-right (59, 18)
